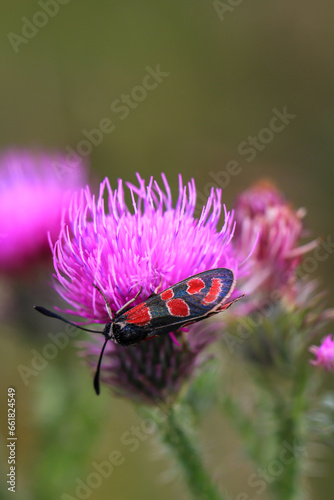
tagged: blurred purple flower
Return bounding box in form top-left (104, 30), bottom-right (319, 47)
top-left (233, 180), bottom-right (317, 299)
top-left (0, 149), bottom-right (86, 275)
top-left (309, 335), bottom-right (334, 371)
top-left (52, 174), bottom-right (247, 401)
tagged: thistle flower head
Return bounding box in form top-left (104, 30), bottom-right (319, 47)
top-left (53, 174), bottom-right (242, 322)
top-left (52, 174), bottom-right (246, 401)
top-left (233, 180), bottom-right (316, 298)
top-left (0, 149), bottom-right (86, 275)
top-left (309, 335), bottom-right (334, 371)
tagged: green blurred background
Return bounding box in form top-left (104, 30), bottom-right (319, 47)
top-left (1, 1), bottom-right (334, 499)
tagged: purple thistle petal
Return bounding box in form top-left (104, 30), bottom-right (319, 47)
top-left (0, 149), bottom-right (87, 276)
top-left (309, 335), bottom-right (334, 371)
top-left (233, 180), bottom-right (317, 301)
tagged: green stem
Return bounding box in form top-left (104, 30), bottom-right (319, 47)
top-left (270, 368), bottom-right (308, 500)
top-left (272, 411), bottom-right (302, 500)
top-left (152, 406), bottom-right (225, 500)
top-left (220, 392), bottom-right (270, 468)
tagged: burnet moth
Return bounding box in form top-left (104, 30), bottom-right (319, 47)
top-left (35, 268), bottom-right (244, 395)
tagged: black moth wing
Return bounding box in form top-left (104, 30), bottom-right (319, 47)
top-left (112, 268), bottom-right (235, 346)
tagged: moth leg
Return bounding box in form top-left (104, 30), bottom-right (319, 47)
top-left (147, 277), bottom-right (164, 299)
top-left (115, 286), bottom-right (143, 316)
top-left (93, 284), bottom-right (113, 320)
top-left (154, 277), bottom-right (164, 294)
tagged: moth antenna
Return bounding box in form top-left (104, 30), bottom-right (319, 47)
top-left (93, 335), bottom-right (110, 395)
top-left (93, 284), bottom-right (114, 320)
top-left (34, 306), bottom-right (104, 334)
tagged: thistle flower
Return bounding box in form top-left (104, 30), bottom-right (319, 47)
top-left (233, 180), bottom-right (316, 299)
top-left (309, 335), bottom-right (334, 371)
top-left (52, 174), bottom-right (246, 402)
top-left (0, 149), bottom-right (86, 275)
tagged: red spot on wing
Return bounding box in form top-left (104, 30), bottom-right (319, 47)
top-left (202, 278), bottom-right (222, 304)
top-left (161, 289), bottom-right (174, 300)
top-left (167, 298), bottom-right (190, 317)
top-left (187, 278), bottom-right (205, 295)
top-left (124, 303), bottom-right (151, 325)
